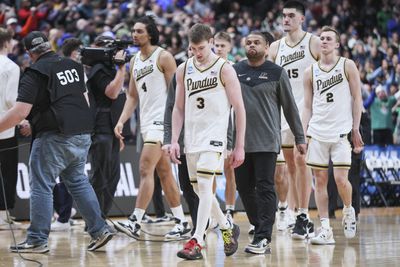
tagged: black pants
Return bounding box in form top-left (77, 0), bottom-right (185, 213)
top-left (0, 136), bottom-right (18, 210)
top-left (53, 182), bottom-right (73, 223)
top-left (89, 133), bottom-right (120, 217)
top-left (328, 152), bottom-right (362, 216)
top-left (235, 152), bottom-right (277, 242)
top-left (179, 155), bottom-right (199, 232)
top-left (152, 172), bottom-right (165, 218)
top-left (372, 129), bottom-right (393, 146)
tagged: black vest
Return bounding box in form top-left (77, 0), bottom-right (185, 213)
top-left (29, 53), bottom-right (94, 135)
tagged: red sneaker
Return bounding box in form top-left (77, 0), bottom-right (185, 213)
top-left (177, 238), bottom-right (203, 260)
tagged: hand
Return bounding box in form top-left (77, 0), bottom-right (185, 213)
top-left (18, 120), bottom-right (31, 137)
top-left (119, 139), bottom-right (125, 151)
top-left (296, 143), bottom-right (307, 155)
top-left (161, 144), bottom-right (171, 156)
top-left (229, 146), bottom-right (244, 168)
top-left (114, 122), bottom-right (124, 140)
top-left (114, 50), bottom-right (127, 66)
top-left (169, 142), bottom-right (181, 164)
top-left (352, 129), bottom-right (364, 153)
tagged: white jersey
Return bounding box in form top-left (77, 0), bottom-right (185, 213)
top-left (132, 47), bottom-right (167, 133)
top-left (275, 32), bottom-right (317, 130)
top-left (308, 57), bottom-right (353, 142)
top-left (183, 57), bottom-right (230, 153)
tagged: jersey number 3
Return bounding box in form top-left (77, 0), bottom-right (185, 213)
top-left (196, 97), bottom-right (205, 109)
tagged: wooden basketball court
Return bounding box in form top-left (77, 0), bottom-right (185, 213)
top-left (1, 208), bottom-right (399, 266)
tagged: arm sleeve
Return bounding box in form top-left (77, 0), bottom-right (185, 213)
top-left (226, 112), bottom-right (233, 150)
top-left (279, 70), bottom-right (305, 144)
top-left (163, 76), bottom-right (176, 145)
top-left (363, 90), bottom-right (376, 109)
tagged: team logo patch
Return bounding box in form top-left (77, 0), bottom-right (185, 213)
top-left (210, 70), bottom-right (217, 76)
top-left (188, 65), bottom-right (194, 74)
top-left (259, 72), bottom-right (268, 79)
top-left (300, 45), bottom-right (306, 50)
top-left (210, 140), bottom-right (223, 147)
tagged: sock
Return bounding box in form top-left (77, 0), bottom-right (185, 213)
top-left (171, 205), bottom-right (187, 223)
top-left (192, 176), bottom-right (214, 243)
top-left (343, 205), bottom-right (352, 210)
top-left (225, 204), bottom-right (235, 211)
top-left (298, 208), bottom-right (309, 217)
top-left (278, 201), bottom-right (288, 209)
top-left (320, 218), bottom-right (330, 229)
top-left (211, 196), bottom-right (230, 230)
top-left (132, 208), bottom-right (145, 224)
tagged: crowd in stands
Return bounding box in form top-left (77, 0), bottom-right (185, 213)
top-left (1, 0), bottom-right (400, 146)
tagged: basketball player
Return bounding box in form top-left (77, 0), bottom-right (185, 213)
top-left (113, 16), bottom-right (189, 239)
top-left (170, 23), bottom-right (246, 260)
top-left (303, 26), bottom-right (363, 245)
top-left (268, 0), bottom-right (320, 236)
top-left (213, 31), bottom-right (237, 224)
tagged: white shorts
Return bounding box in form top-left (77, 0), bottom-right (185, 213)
top-left (306, 137), bottom-right (352, 170)
top-left (142, 129), bottom-right (164, 146)
top-left (281, 128), bottom-right (295, 148)
top-left (186, 151), bottom-right (224, 182)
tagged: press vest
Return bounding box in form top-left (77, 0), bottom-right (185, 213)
top-left (29, 53), bottom-right (94, 135)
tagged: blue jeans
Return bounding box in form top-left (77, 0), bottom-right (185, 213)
top-left (27, 132), bottom-right (107, 245)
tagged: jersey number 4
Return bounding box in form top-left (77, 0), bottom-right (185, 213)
top-left (142, 83), bottom-right (147, 92)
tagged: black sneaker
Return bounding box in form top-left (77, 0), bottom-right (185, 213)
top-left (10, 241), bottom-right (49, 254)
top-left (114, 215), bottom-right (141, 238)
top-left (221, 223), bottom-right (240, 256)
top-left (291, 213), bottom-right (315, 240)
top-left (244, 238), bottom-right (271, 254)
top-left (87, 227), bottom-right (115, 251)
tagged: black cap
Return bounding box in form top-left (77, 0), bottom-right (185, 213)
top-left (23, 31), bottom-right (49, 50)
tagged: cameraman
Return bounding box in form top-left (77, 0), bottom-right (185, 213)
top-left (86, 35), bottom-right (127, 217)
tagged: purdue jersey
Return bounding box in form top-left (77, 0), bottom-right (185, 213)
top-left (275, 32), bottom-right (317, 130)
top-left (308, 57), bottom-right (352, 142)
top-left (183, 57), bottom-right (230, 153)
top-left (132, 47), bottom-right (167, 133)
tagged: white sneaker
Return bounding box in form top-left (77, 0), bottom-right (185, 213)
top-left (311, 227), bottom-right (335, 245)
top-left (165, 219), bottom-right (191, 239)
top-left (342, 206), bottom-right (357, 238)
top-left (276, 206), bottom-right (288, 231)
top-left (50, 220), bottom-right (70, 232)
top-left (226, 213), bottom-right (234, 226)
top-left (0, 217), bottom-right (24, 230)
top-left (287, 210), bottom-right (296, 229)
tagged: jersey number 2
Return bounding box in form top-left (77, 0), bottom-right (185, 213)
top-left (326, 92), bottom-right (334, 102)
top-left (196, 97), bottom-right (205, 109)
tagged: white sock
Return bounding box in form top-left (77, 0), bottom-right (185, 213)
top-left (192, 176), bottom-right (214, 243)
top-left (343, 205), bottom-right (352, 211)
top-left (320, 218), bottom-right (330, 229)
top-left (212, 196), bottom-right (230, 230)
top-left (225, 204), bottom-right (235, 211)
top-left (278, 201), bottom-right (288, 209)
top-left (171, 205), bottom-right (187, 223)
top-left (298, 208), bottom-right (309, 217)
top-left (132, 208), bottom-right (145, 224)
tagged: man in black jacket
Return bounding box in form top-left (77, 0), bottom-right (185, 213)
top-left (0, 31), bottom-right (113, 253)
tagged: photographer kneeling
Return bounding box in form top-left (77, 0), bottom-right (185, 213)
top-left (86, 35), bottom-right (128, 218)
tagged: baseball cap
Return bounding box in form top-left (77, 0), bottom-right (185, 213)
top-left (23, 31), bottom-right (49, 50)
top-left (6, 18), bottom-right (18, 25)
